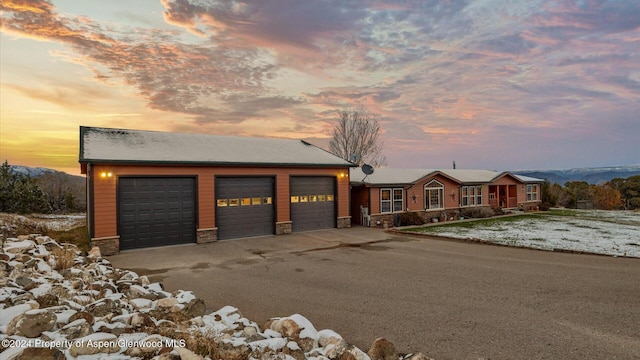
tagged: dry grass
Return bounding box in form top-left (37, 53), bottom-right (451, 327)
top-left (1, 213), bottom-right (89, 251)
top-left (50, 245), bottom-right (77, 270)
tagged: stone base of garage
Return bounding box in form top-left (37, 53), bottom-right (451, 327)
top-left (275, 221), bottom-right (292, 235)
top-left (337, 216), bottom-right (351, 228)
top-left (91, 236), bottom-right (120, 256)
top-left (197, 228), bottom-right (218, 243)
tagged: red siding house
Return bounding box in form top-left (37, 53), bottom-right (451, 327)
top-left (350, 167), bottom-right (544, 226)
top-left (79, 126), bottom-right (354, 255)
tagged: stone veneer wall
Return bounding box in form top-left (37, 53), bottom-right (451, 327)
top-left (275, 221), bottom-right (292, 235)
top-left (196, 228), bottom-right (217, 244)
top-left (337, 216), bottom-right (352, 229)
top-left (91, 236), bottom-right (120, 256)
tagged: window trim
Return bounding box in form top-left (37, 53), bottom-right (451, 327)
top-left (461, 185), bottom-right (483, 207)
top-left (381, 187), bottom-right (404, 213)
top-left (424, 180), bottom-right (444, 210)
top-left (526, 184), bottom-right (539, 201)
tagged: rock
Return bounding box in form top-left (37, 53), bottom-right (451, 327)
top-left (267, 314), bottom-right (318, 352)
top-left (60, 319), bottom-right (93, 340)
top-left (87, 246), bottom-right (101, 259)
top-left (15, 347), bottom-right (65, 360)
top-left (183, 298), bottom-right (206, 318)
top-left (368, 338), bottom-right (398, 360)
top-left (131, 312), bottom-right (155, 328)
top-left (36, 293), bottom-right (59, 308)
top-left (211, 340), bottom-right (251, 360)
top-left (158, 297), bottom-right (179, 308)
top-left (68, 311), bottom-right (95, 326)
top-left (8, 309), bottom-right (57, 338)
top-left (69, 333), bottom-right (120, 356)
top-left (11, 292), bottom-right (36, 306)
top-left (403, 353), bottom-right (435, 360)
top-left (174, 346), bottom-right (205, 360)
top-left (86, 298), bottom-right (122, 317)
top-left (282, 341), bottom-right (306, 360)
top-left (14, 275), bottom-right (36, 290)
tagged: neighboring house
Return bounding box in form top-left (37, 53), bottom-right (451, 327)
top-left (350, 167), bottom-right (544, 226)
top-left (79, 126), bottom-right (354, 255)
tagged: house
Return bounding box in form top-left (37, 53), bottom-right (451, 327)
top-left (350, 167), bottom-right (544, 226)
top-left (79, 126), bottom-right (354, 255)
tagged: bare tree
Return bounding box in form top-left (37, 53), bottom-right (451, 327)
top-left (328, 108), bottom-right (387, 167)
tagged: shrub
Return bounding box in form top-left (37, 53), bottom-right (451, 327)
top-left (397, 211), bottom-right (425, 226)
top-left (461, 206), bottom-right (494, 219)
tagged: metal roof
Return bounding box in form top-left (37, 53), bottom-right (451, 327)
top-left (350, 167), bottom-right (544, 185)
top-left (79, 126), bottom-right (354, 167)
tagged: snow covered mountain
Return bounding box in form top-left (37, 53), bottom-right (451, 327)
top-left (9, 165), bottom-right (57, 177)
top-left (515, 165), bottom-right (640, 185)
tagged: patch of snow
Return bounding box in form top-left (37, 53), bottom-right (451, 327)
top-left (417, 210), bottom-right (640, 257)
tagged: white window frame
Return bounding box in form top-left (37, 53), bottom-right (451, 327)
top-left (424, 180), bottom-right (444, 210)
top-left (381, 188), bottom-right (404, 213)
top-left (461, 185), bottom-right (483, 207)
top-left (526, 184), bottom-right (539, 201)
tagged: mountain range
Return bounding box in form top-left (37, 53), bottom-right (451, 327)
top-left (514, 165), bottom-right (640, 185)
top-left (9, 164), bottom-right (640, 186)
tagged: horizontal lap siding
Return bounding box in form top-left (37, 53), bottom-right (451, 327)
top-left (90, 164), bottom-right (350, 239)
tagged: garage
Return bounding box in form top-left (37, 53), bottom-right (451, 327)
top-left (215, 177), bottom-right (275, 240)
top-left (290, 177), bottom-right (336, 232)
top-left (118, 177), bottom-right (196, 250)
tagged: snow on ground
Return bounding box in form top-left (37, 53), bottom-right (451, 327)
top-left (0, 213), bottom-right (86, 232)
top-left (411, 209), bottom-right (640, 258)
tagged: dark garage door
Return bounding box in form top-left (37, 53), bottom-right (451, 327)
top-left (290, 177), bottom-right (335, 232)
top-left (216, 177), bottom-right (274, 240)
top-left (118, 177), bottom-right (196, 250)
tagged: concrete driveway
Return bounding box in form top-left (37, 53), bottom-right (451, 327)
top-left (109, 227), bottom-right (640, 360)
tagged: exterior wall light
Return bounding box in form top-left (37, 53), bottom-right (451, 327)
top-left (100, 172), bottom-right (113, 178)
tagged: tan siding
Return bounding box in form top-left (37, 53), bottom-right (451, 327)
top-left (90, 164), bottom-right (350, 239)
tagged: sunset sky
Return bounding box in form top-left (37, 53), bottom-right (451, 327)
top-left (1, 0), bottom-right (639, 175)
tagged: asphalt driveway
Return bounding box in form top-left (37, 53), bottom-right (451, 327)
top-left (109, 227), bottom-right (640, 360)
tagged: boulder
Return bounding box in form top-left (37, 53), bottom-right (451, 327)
top-left (8, 309), bottom-right (56, 338)
top-left (60, 318), bottom-right (93, 340)
top-left (367, 338), bottom-right (398, 360)
top-left (15, 347), bottom-right (64, 360)
top-left (68, 311), bottom-right (95, 326)
top-left (69, 333), bottom-right (121, 356)
top-left (36, 293), bottom-right (59, 308)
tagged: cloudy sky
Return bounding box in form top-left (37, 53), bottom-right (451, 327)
top-left (1, 0), bottom-right (639, 175)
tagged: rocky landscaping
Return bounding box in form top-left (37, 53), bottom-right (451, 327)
top-left (0, 234), bottom-right (433, 360)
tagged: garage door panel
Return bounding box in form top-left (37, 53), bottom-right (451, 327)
top-left (118, 177), bottom-right (196, 250)
top-left (216, 177), bottom-right (274, 240)
top-left (291, 177), bottom-right (335, 232)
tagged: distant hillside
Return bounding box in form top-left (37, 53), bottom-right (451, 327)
top-left (8, 165), bottom-right (86, 212)
top-left (515, 165), bottom-right (640, 185)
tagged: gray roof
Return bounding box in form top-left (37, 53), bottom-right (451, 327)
top-left (79, 126), bottom-right (353, 167)
top-left (350, 167), bottom-right (544, 185)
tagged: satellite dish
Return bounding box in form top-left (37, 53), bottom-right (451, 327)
top-left (362, 164), bottom-right (374, 175)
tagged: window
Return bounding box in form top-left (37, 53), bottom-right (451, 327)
top-left (526, 184), bottom-right (538, 201)
top-left (300, 195), bottom-right (308, 202)
top-left (241, 198), bottom-right (251, 206)
top-left (252, 197), bottom-right (262, 205)
top-left (263, 197), bottom-right (272, 205)
top-left (424, 180), bottom-right (444, 210)
top-left (229, 198), bottom-right (239, 207)
top-left (318, 194), bottom-right (326, 202)
top-left (381, 188), bottom-right (404, 213)
top-left (393, 189), bottom-right (404, 212)
top-left (291, 196), bottom-right (299, 203)
top-left (326, 194), bottom-right (334, 202)
top-left (217, 199), bottom-right (228, 207)
top-left (309, 195), bottom-right (317, 202)
top-left (461, 186), bottom-right (483, 207)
